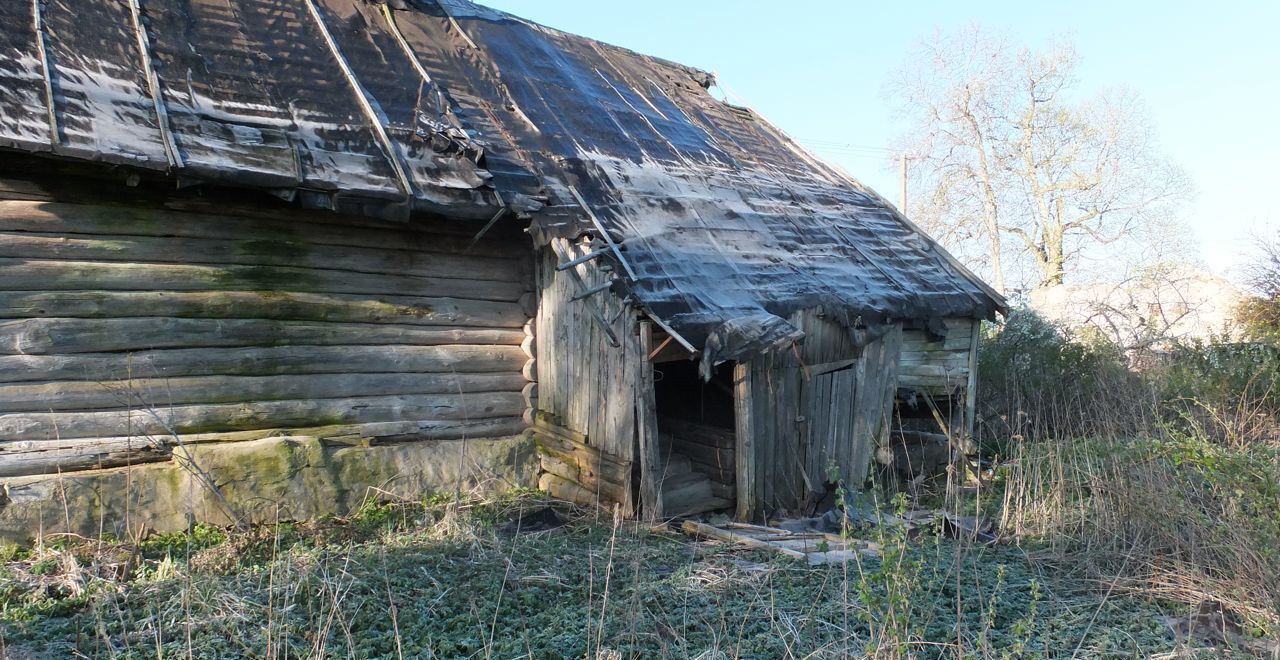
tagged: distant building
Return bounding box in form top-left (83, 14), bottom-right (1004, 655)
top-left (1028, 266), bottom-right (1244, 349)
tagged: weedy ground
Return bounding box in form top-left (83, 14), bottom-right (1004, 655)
top-left (0, 489), bottom-right (1221, 659)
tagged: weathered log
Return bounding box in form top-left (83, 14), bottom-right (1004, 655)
top-left (0, 344), bottom-right (527, 384)
top-left (533, 433), bottom-right (631, 487)
top-left (0, 258), bottom-right (527, 302)
top-left (658, 417), bottom-right (737, 448)
top-left (538, 472), bottom-right (600, 507)
top-left (537, 453), bottom-right (628, 503)
top-left (0, 200), bottom-right (525, 259)
top-left (708, 481), bottom-right (735, 500)
top-left (539, 452), bottom-right (580, 483)
top-left (0, 290), bottom-right (528, 327)
top-left (0, 372), bottom-right (527, 413)
top-left (0, 417), bottom-right (527, 477)
top-left (0, 391), bottom-right (525, 441)
top-left (0, 318), bottom-right (524, 355)
top-left (0, 233), bottom-right (524, 283)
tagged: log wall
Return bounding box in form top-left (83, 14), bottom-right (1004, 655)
top-left (0, 193), bottom-right (535, 481)
top-left (898, 318), bottom-right (977, 396)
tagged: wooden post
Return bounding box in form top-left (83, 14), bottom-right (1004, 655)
top-left (965, 319), bottom-right (981, 442)
top-left (734, 361), bottom-right (755, 521)
top-left (637, 320), bottom-right (663, 521)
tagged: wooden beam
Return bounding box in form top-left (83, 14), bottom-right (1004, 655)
top-left (734, 362), bottom-right (755, 522)
top-left (646, 335), bottom-right (674, 361)
top-left (570, 279), bottom-right (615, 302)
top-left (31, 0), bottom-right (58, 144)
top-left (555, 249), bottom-right (608, 271)
top-left (637, 320), bottom-right (663, 521)
top-left (565, 185), bottom-right (637, 281)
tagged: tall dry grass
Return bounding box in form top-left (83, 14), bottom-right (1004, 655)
top-left (979, 310), bottom-right (1280, 630)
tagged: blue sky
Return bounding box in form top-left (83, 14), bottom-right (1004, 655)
top-left (480, 0), bottom-right (1278, 281)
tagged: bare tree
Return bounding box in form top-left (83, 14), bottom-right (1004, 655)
top-left (891, 27), bottom-right (1192, 292)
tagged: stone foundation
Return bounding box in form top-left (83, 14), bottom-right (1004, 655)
top-left (0, 434), bottom-right (536, 543)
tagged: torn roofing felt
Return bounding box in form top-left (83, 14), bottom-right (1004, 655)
top-left (0, 0), bottom-right (1006, 367)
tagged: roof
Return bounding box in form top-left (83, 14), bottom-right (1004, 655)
top-left (0, 0), bottom-right (1005, 365)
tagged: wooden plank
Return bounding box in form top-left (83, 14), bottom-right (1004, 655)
top-left (0, 290), bottom-right (528, 327)
top-left (0, 259), bottom-right (527, 301)
top-left (0, 372), bottom-right (527, 413)
top-left (0, 417), bottom-right (527, 477)
top-left (0, 318), bottom-right (524, 355)
top-left (681, 521), bottom-right (807, 559)
top-left (0, 344), bottom-right (526, 384)
top-left (0, 391), bottom-right (525, 441)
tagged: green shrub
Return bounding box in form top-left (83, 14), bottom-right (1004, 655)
top-left (977, 307), bottom-right (1141, 446)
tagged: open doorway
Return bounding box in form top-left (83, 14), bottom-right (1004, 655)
top-left (651, 358), bottom-right (737, 516)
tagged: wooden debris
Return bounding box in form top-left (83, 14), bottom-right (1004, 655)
top-left (681, 520), bottom-right (879, 565)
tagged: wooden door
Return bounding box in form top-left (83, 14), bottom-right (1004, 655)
top-left (797, 325), bottom-right (903, 497)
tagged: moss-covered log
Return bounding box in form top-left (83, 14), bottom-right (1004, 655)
top-left (0, 318), bottom-right (524, 355)
top-left (0, 391), bottom-right (525, 441)
top-left (0, 290), bottom-right (528, 327)
top-left (0, 345), bottom-right (526, 384)
top-left (0, 372), bottom-right (528, 413)
top-left (0, 259), bottom-right (527, 301)
top-left (0, 417), bottom-right (529, 477)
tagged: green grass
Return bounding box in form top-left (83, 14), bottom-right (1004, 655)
top-left (0, 492), bottom-right (1194, 659)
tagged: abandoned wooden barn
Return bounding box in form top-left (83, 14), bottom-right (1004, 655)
top-left (0, 0), bottom-right (1004, 540)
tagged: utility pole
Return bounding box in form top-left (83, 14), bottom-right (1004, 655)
top-left (899, 153), bottom-right (908, 216)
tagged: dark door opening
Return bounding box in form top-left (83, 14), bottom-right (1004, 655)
top-left (652, 359), bottom-right (736, 516)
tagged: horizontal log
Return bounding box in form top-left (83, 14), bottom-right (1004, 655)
top-left (709, 481), bottom-right (735, 500)
top-left (0, 200), bottom-right (526, 259)
top-left (0, 345), bottom-right (527, 384)
top-left (538, 472), bottom-right (602, 508)
top-left (539, 452), bottom-right (580, 483)
top-left (0, 259), bottom-right (528, 301)
top-left (898, 353), bottom-right (970, 368)
top-left (0, 318), bottom-right (524, 355)
top-left (662, 449), bottom-right (732, 476)
top-left (0, 290), bottom-right (528, 327)
top-left (0, 391), bottom-right (525, 441)
top-left (0, 372), bottom-right (527, 413)
top-left (658, 417), bottom-right (736, 448)
top-left (898, 364), bottom-right (968, 379)
top-left (0, 233), bottom-right (524, 284)
top-left (0, 417), bottom-right (527, 477)
top-left (901, 332), bottom-right (973, 352)
top-left (537, 454), bottom-right (627, 503)
top-left (534, 435), bottom-right (631, 487)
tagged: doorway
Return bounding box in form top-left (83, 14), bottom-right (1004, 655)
top-left (651, 358), bottom-right (736, 516)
